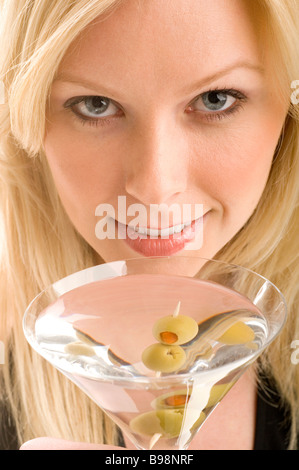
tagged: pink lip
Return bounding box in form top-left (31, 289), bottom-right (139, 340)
top-left (116, 216), bottom-right (206, 257)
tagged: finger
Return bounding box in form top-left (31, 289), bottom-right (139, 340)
top-left (20, 437), bottom-right (127, 450)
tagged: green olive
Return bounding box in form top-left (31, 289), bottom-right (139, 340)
top-left (151, 389), bottom-right (190, 409)
top-left (129, 409), bottom-right (184, 438)
top-left (151, 383), bottom-right (234, 413)
top-left (190, 411), bottom-right (206, 432)
top-left (142, 343), bottom-right (186, 373)
top-left (206, 382), bottom-right (235, 408)
top-left (64, 341), bottom-right (95, 357)
top-left (216, 321), bottom-right (255, 345)
top-left (153, 315), bottom-right (199, 345)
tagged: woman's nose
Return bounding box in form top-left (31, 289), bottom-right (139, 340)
top-left (124, 117), bottom-right (189, 206)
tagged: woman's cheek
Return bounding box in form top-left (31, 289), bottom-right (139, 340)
top-left (44, 121), bottom-right (120, 209)
top-left (189, 129), bottom-right (275, 236)
top-left (218, 102), bottom-right (288, 211)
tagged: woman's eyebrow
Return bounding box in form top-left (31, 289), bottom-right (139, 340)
top-left (53, 74), bottom-right (118, 97)
top-left (54, 60), bottom-right (264, 96)
top-left (181, 60), bottom-right (265, 94)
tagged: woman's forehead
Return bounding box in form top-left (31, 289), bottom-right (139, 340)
top-left (57, 0), bottom-right (264, 94)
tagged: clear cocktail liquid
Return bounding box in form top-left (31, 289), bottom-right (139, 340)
top-left (33, 275), bottom-right (268, 450)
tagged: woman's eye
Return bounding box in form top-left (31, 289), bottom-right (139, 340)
top-left (186, 88), bottom-right (247, 122)
top-left (64, 96), bottom-right (120, 119)
top-left (194, 91), bottom-right (237, 112)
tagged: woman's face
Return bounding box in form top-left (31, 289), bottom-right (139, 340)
top-left (45, 0), bottom-right (289, 264)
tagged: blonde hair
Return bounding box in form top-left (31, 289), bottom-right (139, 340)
top-left (0, 0), bottom-right (298, 449)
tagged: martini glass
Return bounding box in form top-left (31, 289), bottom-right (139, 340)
top-left (23, 256), bottom-right (287, 450)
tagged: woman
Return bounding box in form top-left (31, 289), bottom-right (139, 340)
top-left (0, 0), bottom-right (298, 450)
